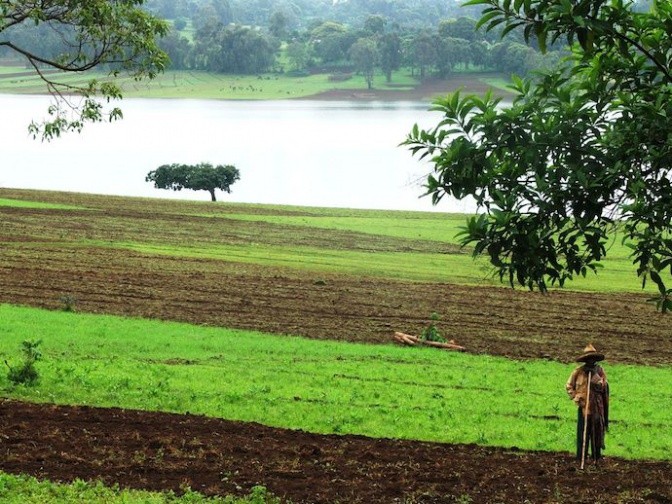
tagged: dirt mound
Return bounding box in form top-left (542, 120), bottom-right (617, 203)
top-left (2, 400), bottom-right (671, 503)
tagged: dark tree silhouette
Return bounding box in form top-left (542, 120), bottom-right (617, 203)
top-left (146, 163), bottom-right (240, 202)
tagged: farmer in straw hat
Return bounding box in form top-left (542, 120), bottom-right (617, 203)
top-left (565, 344), bottom-right (610, 463)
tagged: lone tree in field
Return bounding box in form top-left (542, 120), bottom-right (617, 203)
top-left (0, 1), bottom-right (167, 140)
top-left (146, 163), bottom-right (240, 202)
top-left (404, 0), bottom-right (672, 311)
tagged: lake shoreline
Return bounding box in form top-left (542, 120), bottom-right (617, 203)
top-left (0, 71), bottom-right (514, 103)
top-left (2, 95), bottom-right (469, 212)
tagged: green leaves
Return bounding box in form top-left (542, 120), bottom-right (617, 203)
top-left (405, 0), bottom-right (672, 309)
top-left (647, 270), bottom-right (672, 313)
top-left (2, 0), bottom-right (168, 140)
top-left (146, 163), bottom-right (241, 202)
top-left (5, 340), bottom-right (42, 386)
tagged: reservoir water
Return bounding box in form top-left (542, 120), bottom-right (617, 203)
top-left (0, 95), bottom-right (475, 212)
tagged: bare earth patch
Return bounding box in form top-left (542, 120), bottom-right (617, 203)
top-left (2, 400), bottom-right (671, 503)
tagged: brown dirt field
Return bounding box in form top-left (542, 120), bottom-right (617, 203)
top-left (3, 400), bottom-right (672, 504)
top-left (2, 189), bottom-right (672, 502)
top-left (1, 243), bottom-right (670, 366)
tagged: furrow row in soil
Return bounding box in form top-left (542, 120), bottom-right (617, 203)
top-left (2, 400), bottom-right (671, 504)
top-left (1, 245), bottom-right (670, 365)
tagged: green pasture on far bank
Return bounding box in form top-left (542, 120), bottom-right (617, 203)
top-left (0, 67), bottom-right (412, 100)
top-left (0, 67), bottom-right (504, 100)
top-left (1, 304), bottom-right (671, 461)
top-left (120, 70), bottom-right (417, 100)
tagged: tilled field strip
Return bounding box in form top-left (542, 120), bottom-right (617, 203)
top-left (2, 400), bottom-right (672, 504)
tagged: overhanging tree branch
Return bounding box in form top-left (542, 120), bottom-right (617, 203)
top-left (406, 0), bottom-right (672, 310)
top-left (1, 0), bottom-right (168, 140)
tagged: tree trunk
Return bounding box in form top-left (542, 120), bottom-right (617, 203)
top-left (209, 189), bottom-right (217, 202)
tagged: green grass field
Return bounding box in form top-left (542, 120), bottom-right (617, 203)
top-left (2, 190), bottom-right (671, 501)
top-left (122, 70), bottom-right (421, 100)
top-left (2, 304), bottom-right (670, 461)
top-left (0, 66), bottom-right (506, 100)
top-left (0, 198), bottom-right (80, 210)
top-left (209, 210), bottom-right (649, 293)
top-left (0, 65), bottom-right (27, 75)
top-left (0, 194), bottom-right (657, 294)
top-left (0, 68), bottom-right (415, 100)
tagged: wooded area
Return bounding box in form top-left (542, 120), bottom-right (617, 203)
top-left (0, 0), bottom-right (594, 82)
top-left (150, 0), bottom-right (566, 78)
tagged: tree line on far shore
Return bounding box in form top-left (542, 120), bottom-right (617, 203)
top-left (145, 0), bottom-right (650, 82)
top-left (157, 6), bottom-right (567, 84)
top-left (148, 0), bottom-right (653, 83)
top-left (0, 0), bottom-right (577, 85)
top-left (9, 0), bottom-right (646, 86)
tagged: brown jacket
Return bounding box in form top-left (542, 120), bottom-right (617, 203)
top-left (565, 365), bottom-right (608, 416)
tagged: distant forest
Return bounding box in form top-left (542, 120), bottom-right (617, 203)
top-left (1, 0), bottom-right (654, 83)
top-left (146, 0), bottom-right (481, 30)
top-left (144, 0), bottom-right (570, 80)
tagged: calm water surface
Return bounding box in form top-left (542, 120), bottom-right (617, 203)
top-left (1, 95), bottom-right (475, 212)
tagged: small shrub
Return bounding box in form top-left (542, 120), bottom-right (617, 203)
top-left (248, 486), bottom-right (282, 504)
top-left (420, 312), bottom-right (446, 343)
top-left (5, 340), bottom-right (42, 386)
top-left (59, 294), bottom-right (77, 312)
top-left (328, 72), bottom-right (353, 82)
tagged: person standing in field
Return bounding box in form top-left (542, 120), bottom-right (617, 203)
top-left (565, 344), bottom-right (610, 463)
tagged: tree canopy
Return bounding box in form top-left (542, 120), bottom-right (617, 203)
top-left (0, 1), bottom-right (168, 139)
top-left (349, 37), bottom-right (379, 89)
top-left (404, 0), bottom-right (672, 311)
top-left (6, 0), bottom-right (568, 86)
top-left (193, 23), bottom-right (278, 73)
top-left (145, 0), bottom-right (470, 30)
top-left (146, 163), bottom-right (240, 201)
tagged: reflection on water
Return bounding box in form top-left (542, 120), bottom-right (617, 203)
top-left (0, 95), bottom-right (476, 213)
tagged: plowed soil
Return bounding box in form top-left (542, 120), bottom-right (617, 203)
top-left (3, 400), bottom-right (672, 503)
top-left (2, 189), bottom-right (672, 503)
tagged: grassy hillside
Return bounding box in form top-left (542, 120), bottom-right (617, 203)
top-left (0, 189), bottom-right (656, 294)
top-left (2, 189), bottom-right (671, 502)
top-left (2, 304), bottom-right (671, 460)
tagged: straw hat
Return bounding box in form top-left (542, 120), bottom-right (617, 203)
top-left (576, 343), bottom-right (605, 362)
